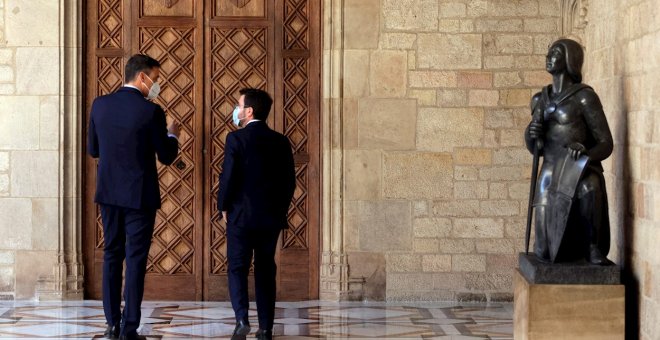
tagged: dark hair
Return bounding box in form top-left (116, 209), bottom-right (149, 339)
top-left (124, 54), bottom-right (161, 83)
top-left (239, 88), bottom-right (273, 120)
top-left (550, 39), bottom-right (584, 83)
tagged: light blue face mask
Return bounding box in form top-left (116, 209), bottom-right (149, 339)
top-left (232, 106), bottom-right (242, 127)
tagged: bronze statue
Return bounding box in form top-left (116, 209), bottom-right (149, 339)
top-left (524, 39), bottom-right (614, 265)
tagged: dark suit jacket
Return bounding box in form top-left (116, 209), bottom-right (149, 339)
top-left (87, 87), bottom-right (178, 210)
top-left (217, 121), bottom-right (296, 230)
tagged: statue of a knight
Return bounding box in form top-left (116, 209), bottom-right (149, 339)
top-left (524, 38), bottom-right (614, 265)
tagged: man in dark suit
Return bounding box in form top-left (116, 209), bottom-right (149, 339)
top-left (88, 54), bottom-right (179, 340)
top-left (218, 88), bottom-right (296, 340)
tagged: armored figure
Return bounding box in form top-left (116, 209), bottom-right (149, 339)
top-left (524, 39), bottom-right (613, 265)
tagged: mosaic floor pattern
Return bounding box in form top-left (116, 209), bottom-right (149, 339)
top-left (0, 301), bottom-right (513, 339)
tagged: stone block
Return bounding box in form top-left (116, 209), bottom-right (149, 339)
top-left (487, 0), bottom-right (539, 17)
top-left (466, 0), bottom-right (487, 17)
top-left (409, 71), bottom-right (457, 88)
top-left (433, 200), bottom-right (480, 217)
top-left (476, 238), bottom-right (518, 254)
top-left (460, 20), bottom-right (475, 32)
top-left (383, 152), bottom-right (453, 199)
top-left (453, 218), bottom-right (504, 238)
top-left (358, 201), bottom-right (412, 252)
top-left (0, 65), bottom-right (14, 82)
top-left (344, 0), bottom-right (380, 49)
top-left (407, 89), bottom-right (436, 106)
top-left (0, 174), bottom-right (8, 196)
top-left (523, 70), bottom-right (551, 87)
top-left (342, 99), bottom-right (359, 149)
top-left (466, 272), bottom-right (512, 290)
top-left (458, 71), bottom-right (493, 88)
top-left (0, 198), bottom-right (32, 249)
top-left (493, 148), bottom-right (531, 165)
top-left (0, 251), bottom-right (14, 265)
top-left (387, 254), bottom-right (422, 272)
top-left (480, 200), bottom-right (521, 216)
top-left (379, 33), bottom-right (417, 50)
top-left (514, 269), bottom-right (625, 340)
top-left (454, 166), bottom-right (479, 181)
top-left (524, 18), bottom-right (559, 33)
top-left (495, 71), bottom-right (523, 88)
top-left (438, 238), bottom-right (476, 254)
top-left (469, 90), bottom-right (499, 106)
top-left (413, 238), bottom-right (438, 253)
top-left (15, 47), bottom-right (59, 95)
top-left (485, 109), bottom-right (515, 128)
top-left (31, 199), bottom-right (58, 250)
top-left (491, 34), bottom-right (534, 54)
top-left (440, 2), bottom-right (466, 18)
top-left (515, 55), bottom-right (545, 69)
top-left (10, 151), bottom-right (58, 197)
top-left (15, 250), bottom-right (56, 299)
top-left (382, 0), bottom-right (438, 32)
top-left (489, 182), bottom-right (508, 199)
top-left (485, 55), bottom-right (514, 69)
top-left (534, 34), bottom-right (560, 55)
top-left (0, 96), bottom-right (39, 150)
top-left (418, 34), bottom-right (482, 69)
top-left (452, 255), bottom-right (487, 272)
top-left (343, 50), bottom-right (370, 98)
top-left (344, 150), bottom-right (381, 200)
top-left (387, 273), bottom-right (434, 291)
top-left (480, 166), bottom-right (524, 181)
top-left (0, 49), bottom-right (13, 64)
top-left (454, 148), bottom-right (492, 165)
top-left (370, 50), bottom-right (407, 97)
top-left (413, 217), bottom-right (452, 238)
top-left (417, 108), bottom-right (484, 152)
top-left (413, 200), bottom-right (429, 217)
top-left (438, 19), bottom-right (461, 33)
top-left (500, 89), bottom-right (532, 106)
top-left (5, 0), bottom-right (59, 46)
top-left (422, 255), bottom-right (452, 272)
top-left (475, 19), bottom-right (523, 32)
top-left (346, 251), bottom-right (385, 300)
top-left (454, 181), bottom-right (488, 199)
top-left (433, 273), bottom-right (467, 290)
top-left (0, 266), bottom-right (14, 292)
top-left (500, 129), bottom-right (525, 147)
top-left (358, 99), bottom-right (417, 150)
top-left (487, 254), bottom-right (518, 273)
top-left (509, 182), bottom-right (530, 200)
top-left (0, 84), bottom-right (15, 95)
top-left (437, 89), bottom-right (467, 107)
top-left (39, 96), bottom-right (59, 150)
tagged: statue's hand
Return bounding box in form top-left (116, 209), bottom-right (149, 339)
top-left (567, 142), bottom-right (587, 159)
top-left (529, 122), bottom-right (544, 140)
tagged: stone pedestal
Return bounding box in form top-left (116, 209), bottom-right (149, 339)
top-left (514, 268), bottom-right (625, 340)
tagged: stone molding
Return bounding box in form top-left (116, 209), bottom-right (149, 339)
top-left (561, 0), bottom-right (589, 44)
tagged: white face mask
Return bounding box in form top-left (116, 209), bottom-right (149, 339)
top-left (142, 74), bottom-right (160, 100)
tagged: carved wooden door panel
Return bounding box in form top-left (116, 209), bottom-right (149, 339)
top-left (84, 0), bottom-right (319, 301)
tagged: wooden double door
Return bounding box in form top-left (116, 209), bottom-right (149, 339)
top-left (83, 0), bottom-right (320, 301)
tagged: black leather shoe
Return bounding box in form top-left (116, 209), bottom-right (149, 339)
top-left (231, 319), bottom-right (251, 340)
top-left (255, 329), bottom-right (273, 340)
top-left (103, 324), bottom-right (120, 339)
top-left (118, 336), bottom-right (146, 340)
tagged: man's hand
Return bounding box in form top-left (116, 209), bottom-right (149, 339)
top-left (168, 120), bottom-right (180, 138)
top-left (567, 142), bottom-right (588, 160)
top-left (222, 211), bottom-right (227, 222)
top-left (528, 121), bottom-right (544, 140)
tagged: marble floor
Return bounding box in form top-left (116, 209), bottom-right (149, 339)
top-left (0, 300), bottom-right (513, 339)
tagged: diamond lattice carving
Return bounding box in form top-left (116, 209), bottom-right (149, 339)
top-left (209, 28), bottom-right (267, 274)
top-left (283, 58), bottom-right (308, 153)
top-left (283, 0), bottom-right (308, 49)
top-left (98, 0), bottom-right (122, 48)
top-left (140, 26), bottom-right (197, 274)
top-left (97, 57), bottom-right (123, 96)
top-left (282, 164), bottom-right (308, 249)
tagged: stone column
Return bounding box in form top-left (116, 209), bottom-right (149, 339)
top-left (36, 0), bottom-right (84, 300)
top-left (319, 0), bottom-right (365, 301)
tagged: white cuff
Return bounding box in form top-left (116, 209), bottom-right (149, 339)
top-left (167, 133), bottom-right (178, 141)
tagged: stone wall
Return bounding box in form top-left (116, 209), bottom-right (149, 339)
top-left (0, 0), bottom-right (61, 300)
top-left (583, 0), bottom-right (660, 338)
top-left (341, 0), bottom-right (562, 301)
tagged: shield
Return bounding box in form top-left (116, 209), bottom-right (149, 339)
top-left (547, 150), bottom-right (589, 262)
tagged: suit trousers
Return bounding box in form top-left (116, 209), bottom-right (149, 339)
top-left (100, 204), bottom-right (155, 337)
top-left (227, 225), bottom-right (282, 330)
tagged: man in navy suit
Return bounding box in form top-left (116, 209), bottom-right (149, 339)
top-left (218, 88), bottom-right (296, 340)
top-left (88, 54), bottom-right (179, 340)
